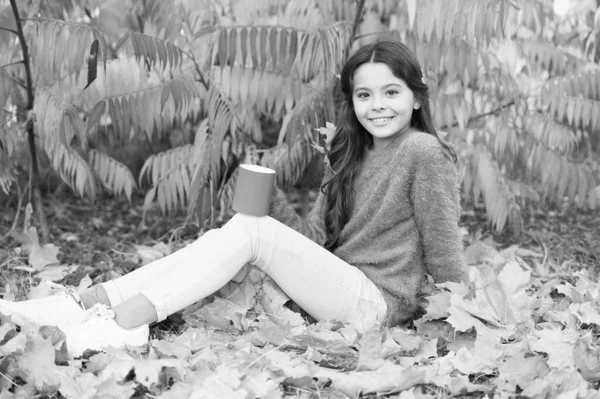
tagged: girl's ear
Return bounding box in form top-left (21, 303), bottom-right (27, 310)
top-left (413, 100), bottom-right (421, 110)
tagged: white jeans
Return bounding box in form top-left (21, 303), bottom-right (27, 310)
top-left (101, 214), bottom-right (387, 331)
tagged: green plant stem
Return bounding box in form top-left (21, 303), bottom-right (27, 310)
top-left (9, 0), bottom-right (49, 243)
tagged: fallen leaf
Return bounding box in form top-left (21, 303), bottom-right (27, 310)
top-left (315, 361), bottom-right (425, 397)
top-left (573, 336), bottom-right (600, 381)
top-left (497, 352), bottom-right (549, 393)
top-left (13, 336), bottom-right (62, 391)
top-left (99, 358), bottom-right (185, 389)
top-left (531, 326), bottom-right (578, 369)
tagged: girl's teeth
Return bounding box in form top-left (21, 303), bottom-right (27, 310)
top-left (372, 117), bottom-right (392, 123)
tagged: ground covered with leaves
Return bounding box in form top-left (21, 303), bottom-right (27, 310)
top-left (0, 194), bottom-right (599, 398)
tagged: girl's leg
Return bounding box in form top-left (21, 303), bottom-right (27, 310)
top-left (111, 214), bottom-right (387, 332)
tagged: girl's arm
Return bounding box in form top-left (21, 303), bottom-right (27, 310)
top-left (411, 144), bottom-right (466, 283)
top-left (268, 186), bottom-right (328, 246)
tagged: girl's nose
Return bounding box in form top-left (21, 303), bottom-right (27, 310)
top-left (371, 96), bottom-right (384, 111)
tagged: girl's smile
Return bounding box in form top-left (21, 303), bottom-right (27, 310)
top-left (352, 62), bottom-right (420, 149)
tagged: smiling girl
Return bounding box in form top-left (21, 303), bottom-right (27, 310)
top-left (0, 40), bottom-right (465, 355)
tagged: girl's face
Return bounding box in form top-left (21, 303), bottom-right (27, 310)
top-left (352, 62), bottom-right (420, 150)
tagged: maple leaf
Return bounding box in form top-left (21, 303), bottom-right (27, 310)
top-left (239, 368), bottom-right (284, 398)
top-left (448, 334), bottom-right (504, 375)
top-left (314, 361), bottom-right (425, 397)
top-left (248, 315), bottom-right (294, 346)
top-left (256, 277), bottom-right (304, 327)
top-left (134, 242), bottom-right (171, 265)
top-left (356, 328), bottom-right (387, 370)
top-left (57, 370), bottom-right (99, 399)
top-left (195, 296), bottom-right (251, 331)
top-left (449, 262), bottom-right (537, 331)
top-left (531, 326), bottom-right (578, 369)
top-left (99, 358), bottom-right (186, 390)
top-left (521, 369), bottom-right (592, 398)
top-left (11, 227), bottom-right (60, 271)
top-left (496, 352), bottom-right (549, 394)
top-left (314, 121), bottom-right (337, 153)
top-left (151, 338), bottom-right (193, 359)
top-left (90, 376), bottom-right (137, 399)
top-left (570, 302), bottom-right (600, 325)
top-left (12, 335), bottom-right (62, 391)
top-left (573, 335), bottom-right (600, 381)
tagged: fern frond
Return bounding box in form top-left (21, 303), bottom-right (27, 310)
top-left (277, 82), bottom-right (336, 147)
top-left (406, 33), bottom-right (480, 85)
top-left (473, 149), bottom-right (521, 233)
top-left (434, 92), bottom-right (472, 131)
top-left (139, 145), bottom-right (195, 214)
top-left (213, 65), bottom-right (315, 119)
top-left (260, 140), bottom-right (316, 189)
top-left (187, 131), bottom-right (214, 225)
top-left (529, 143), bottom-right (596, 206)
top-left (230, 0), bottom-right (287, 25)
top-left (0, 123), bottom-right (22, 157)
top-left (317, 21), bottom-right (353, 77)
top-left (47, 141), bottom-right (96, 199)
top-left (543, 94), bottom-right (600, 133)
top-left (523, 112), bottom-right (578, 155)
top-left (211, 22), bottom-right (351, 83)
top-left (542, 69), bottom-right (600, 102)
top-left (0, 125), bottom-right (22, 194)
top-left (89, 150), bottom-right (137, 201)
top-left (206, 80), bottom-right (241, 177)
top-left (124, 32), bottom-right (186, 71)
top-left (408, 0), bottom-right (513, 49)
top-left (26, 18), bottom-right (107, 84)
top-left (519, 39), bottom-right (581, 76)
top-left (33, 89), bottom-right (85, 149)
top-left (101, 73), bottom-right (201, 141)
top-left (314, 0), bottom-right (356, 23)
top-left (0, 159), bottom-right (16, 194)
top-left (0, 69), bottom-right (12, 110)
top-left (212, 25), bottom-right (306, 74)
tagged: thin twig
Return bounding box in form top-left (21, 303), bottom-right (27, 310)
top-left (10, 184), bottom-right (28, 231)
top-left (0, 26), bottom-right (17, 35)
top-left (242, 343), bottom-right (285, 371)
top-left (10, 0), bottom-right (49, 243)
top-left (440, 99), bottom-right (516, 130)
top-left (0, 370), bottom-right (17, 387)
top-left (0, 60), bottom-right (24, 69)
top-left (4, 74), bottom-right (27, 90)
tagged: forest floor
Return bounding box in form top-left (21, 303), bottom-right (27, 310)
top-left (2, 190), bottom-right (597, 289)
top-left (0, 190), bottom-right (599, 398)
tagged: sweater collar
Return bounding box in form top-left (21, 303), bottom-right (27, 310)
top-left (362, 129), bottom-right (417, 168)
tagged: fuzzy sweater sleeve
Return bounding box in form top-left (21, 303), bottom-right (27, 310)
top-left (268, 186), bottom-right (328, 246)
top-left (410, 140), bottom-right (465, 283)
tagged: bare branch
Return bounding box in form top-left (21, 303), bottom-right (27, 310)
top-left (0, 60), bottom-right (24, 69)
top-left (0, 26), bottom-right (17, 35)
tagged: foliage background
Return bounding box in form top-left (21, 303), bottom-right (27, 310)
top-left (1, 1), bottom-right (600, 398)
top-left (0, 0), bottom-right (599, 239)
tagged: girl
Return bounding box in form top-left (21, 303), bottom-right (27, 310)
top-left (0, 40), bottom-right (465, 356)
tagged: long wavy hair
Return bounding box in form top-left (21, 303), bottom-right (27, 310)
top-left (322, 40), bottom-right (456, 250)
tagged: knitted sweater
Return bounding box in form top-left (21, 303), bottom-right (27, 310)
top-left (268, 130), bottom-right (465, 325)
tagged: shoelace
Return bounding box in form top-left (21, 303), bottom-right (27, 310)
top-left (45, 281), bottom-right (87, 310)
top-left (83, 304), bottom-right (116, 323)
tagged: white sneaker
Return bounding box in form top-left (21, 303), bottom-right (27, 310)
top-left (59, 304), bottom-right (149, 357)
top-left (0, 282), bottom-right (86, 326)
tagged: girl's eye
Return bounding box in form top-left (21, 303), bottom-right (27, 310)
top-left (356, 92), bottom-right (369, 99)
top-left (386, 90), bottom-right (399, 96)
